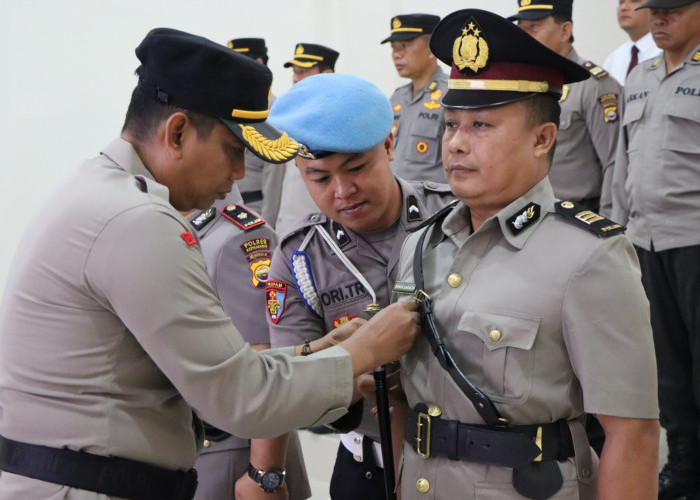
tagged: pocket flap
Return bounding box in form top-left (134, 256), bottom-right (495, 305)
top-left (458, 309), bottom-right (540, 351)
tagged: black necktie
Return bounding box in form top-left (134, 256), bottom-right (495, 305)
top-left (627, 45), bottom-right (639, 76)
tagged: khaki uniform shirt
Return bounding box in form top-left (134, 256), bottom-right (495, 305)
top-left (394, 179), bottom-right (658, 499)
top-left (188, 197), bottom-right (310, 500)
top-left (0, 138), bottom-right (352, 499)
top-left (611, 44), bottom-right (700, 252)
top-left (390, 67), bottom-right (448, 184)
top-left (268, 178), bottom-right (453, 441)
top-left (551, 49), bottom-right (622, 216)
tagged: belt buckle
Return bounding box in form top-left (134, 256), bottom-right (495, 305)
top-left (533, 425), bottom-right (543, 462)
top-left (416, 412), bottom-right (431, 459)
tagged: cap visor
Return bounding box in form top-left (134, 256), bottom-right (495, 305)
top-left (283, 59), bottom-right (319, 68)
top-left (222, 120), bottom-right (299, 164)
top-left (507, 10), bottom-right (554, 21)
top-left (381, 32), bottom-right (422, 44)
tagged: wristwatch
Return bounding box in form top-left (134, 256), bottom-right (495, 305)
top-left (247, 463), bottom-right (286, 493)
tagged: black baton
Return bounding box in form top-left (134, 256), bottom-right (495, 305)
top-left (366, 303), bottom-right (396, 500)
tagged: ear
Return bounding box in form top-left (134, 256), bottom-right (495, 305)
top-left (560, 21), bottom-right (573, 44)
top-left (162, 112), bottom-right (190, 159)
top-left (533, 122), bottom-right (557, 161)
top-left (384, 134), bottom-right (396, 162)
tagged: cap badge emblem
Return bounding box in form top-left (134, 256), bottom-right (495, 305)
top-left (296, 44), bottom-right (304, 55)
top-left (521, 0), bottom-right (532, 6)
top-left (392, 17), bottom-right (401, 29)
top-left (453, 19), bottom-right (489, 73)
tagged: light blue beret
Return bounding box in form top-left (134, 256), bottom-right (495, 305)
top-left (268, 73), bottom-right (393, 158)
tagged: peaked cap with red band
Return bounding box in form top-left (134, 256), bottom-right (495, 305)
top-left (429, 9), bottom-right (589, 109)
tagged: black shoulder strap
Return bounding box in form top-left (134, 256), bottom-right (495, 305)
top-left (412, 206), bottom-right (505, 426)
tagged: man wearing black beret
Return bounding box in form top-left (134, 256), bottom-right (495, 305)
top-left (0, 28), bottom-right (421, 499)
top-left (393, 9), bottom-right (659, 499)
top-left (612, 1), bottom-right (700, 498)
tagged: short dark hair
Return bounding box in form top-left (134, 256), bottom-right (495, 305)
top-left (522, 93), bottom-right (561, 164)
top-left (316, 62), bottom-right (335, 73)
top-left (551, 13), bottom-right (574, 44)
top-left (122, 66), bottom-right (217, 144)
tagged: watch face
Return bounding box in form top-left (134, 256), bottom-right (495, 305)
top-left (261, 471), bottom-right (283, 491)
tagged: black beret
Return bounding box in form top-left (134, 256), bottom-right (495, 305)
top-left (283, 43), bottom-right (339, 69)
top-left (135, 28), bottom-right (297, 164)
top-left (381, 14), bottom-right (441, 44)
top-left (227, 37), bottom-right (268, 59)
top-left (430, 9), bottom-right (589, 109)
top-left (508, 0), bottom-right (573, 21)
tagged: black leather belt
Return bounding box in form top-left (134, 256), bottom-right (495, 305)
top-left (241, 190), bottom-right (263, 204)
top-left (405, 405), bottom-right (574, 468)
top-left (0, 434), bottom-right (198, 500)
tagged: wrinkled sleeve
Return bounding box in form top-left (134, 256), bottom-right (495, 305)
top-left (84, 206), bottom-right (352, 437)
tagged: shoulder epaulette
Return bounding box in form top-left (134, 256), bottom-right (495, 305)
top-left (422, 180), bottom-right (452, 194)
top-left (583, 61), bottom-right (608, 80)
top-left (221, 204), bottom-right (265, 231)
top-left (554, 201), bottom-right (625, 238)
top-left (279, 213), bottom-right (328, 244)
top-left (428, 80), bottom-right (438, 91)
top-left (409, 199), bottom-right (459, 233)
top-left (190, 207), bottom-right (216, 231)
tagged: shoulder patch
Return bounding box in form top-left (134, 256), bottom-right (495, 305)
top-left (583, 61), bottom-right (608, 80)
top-left (265, 281), bottom-right (287, 324)
top-left (554, 201), bottom-right (626, 237)
top-left (221, 204), bottom-right (265, 231)
top-left (190, 207), bottom-right (216, 231)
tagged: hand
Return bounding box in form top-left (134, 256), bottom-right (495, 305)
top-left (321, 317), bottom-right (367, 347)
top-left (356, 366), bottom-right (406, 407)
top-left (342, 301), bottom-right (419, 375)
top-left (235, 472), bottom-right (289, 500)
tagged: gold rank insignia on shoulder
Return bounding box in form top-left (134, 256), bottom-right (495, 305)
top-left (652, 58), bottom-right (661, 67)
top-left (505, 202), bottom-right (540, 235)
top-left (555, 201), bottom-right (626, 238)
top-left (393, 281), bottom-right (417, 295)
top-left (190, 207), bottom-right (216, 231)
top-left (453, 18), bottom-right (489, 73)
top-left (693, 51), bottom-right (700, 62)
top-left (599, 93), bottom-right (619, 123)
top-left (221, 204), bottom-right (265, 231)
top-left (583, 61), bottom-right (608, 80)
top-left (428, 81), bottom-right (438, 91)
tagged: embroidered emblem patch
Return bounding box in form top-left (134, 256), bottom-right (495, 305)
top-left (599, 93), bottom-right (619, 123)
top-left (416, 141), bottom-right (429, 154)
top-left (393, 103), bottom-right (402, 112)
top-left (423, 101), bottom-right (441, 110)
top-left (505, 203), bottom-right (541, 235)
top-left (240, 238), bottom-right (273, 262)
top-left (332, 314), bottom-right (357, 328)
top-left (265, 281), bottom-right (287, 324)
top-left (181, 231), bottom-right (199, 246)
top-left (222, 205), bottom-right (265, 231)
top-left (249, 259), bottom-right (271, 288)
top-left (453, 18), bottom-right (489, 73)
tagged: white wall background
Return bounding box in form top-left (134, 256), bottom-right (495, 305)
top-left (0, 0), bottom-right (627, 291)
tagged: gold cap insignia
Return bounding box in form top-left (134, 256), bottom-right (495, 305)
top-left (521, 0), bottom-right (532, 6)
top-left (226, 41), bottom-right (234, 49)
top-left (392, 17), bottom-right (401, 29)
top-left (296, 44), bottom-right (304, 55)
top-left (453, 19), bottom-right (489, 73)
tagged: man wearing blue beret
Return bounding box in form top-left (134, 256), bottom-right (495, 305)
top-left (266, 73), bottom-right (453, 500)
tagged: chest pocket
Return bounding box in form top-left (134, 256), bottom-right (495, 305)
top-left (401, 114), bottom-right (442, 165)
top-left (621, 98), bottom-right (647, 153)
top-left (457, 309), bottom-right (541, 404)
top-left (663, 97), bottom-right (700, 155)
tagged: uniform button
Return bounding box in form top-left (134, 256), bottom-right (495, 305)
top-left (447, 273), bottom-right (462, 288)
top-left (203, 440), bottom-right (211, 448)
top-left (426, 182), bottom-right (437, 189)
top-left (310, 214), bottom-right (319, 222)
top-left (353, 454), bottom-right (363, 463)
top-left (428, 405), bottom-right (442, 417)
top-left (365, 471), bottom-right (373, 480)
top-left (581, 467), bottom-right (591, 478)
top-left (354, 436), bottom-right (362, 445)
top-left (489, 329), bottom-right (502, 342)
top-left (416, 478), bottom-right (430, 493)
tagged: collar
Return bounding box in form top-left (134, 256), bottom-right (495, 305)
top-left (187, 187), bottom-right (244, 236)
top-left (439, 178), bottom-right (555, 251)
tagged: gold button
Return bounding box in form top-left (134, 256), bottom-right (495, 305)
top-left (416, 478), bottom-right (430, 493)
top-left (561, 201), bottom-right (575, 209)
top-left (203, 439), bottom-right (211, 448)
top-left (489, 329), bottom-right (502, 342)
top-left (428, 405), bottom-right (442, 417)
top-left (447, 273), bottom-right (462, 288)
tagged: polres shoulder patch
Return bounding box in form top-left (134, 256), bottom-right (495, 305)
top-left (555, 201), bottom-right (626, 237)
top-left (221, 204), bottom-right (265, 231)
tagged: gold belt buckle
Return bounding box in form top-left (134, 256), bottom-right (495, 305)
top-left (416, 412), bottom-right (431, 459)
top-left (533, 425), bottom-right (543, 462)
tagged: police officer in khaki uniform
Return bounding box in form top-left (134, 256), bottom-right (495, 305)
top-left (186, 188), bottom-right (310, 500)
top-left (284, 43), bottom-right (339, 85)
top-left (265, 73), bottom-right (453, 500)
top-left (226, 38), bottom-right (284, 229)
top-left (509, 0), bottom-right (622, 217)
top-left (0, 28), bottom-right (421, 499)
top-left (393, 9), bottom-right (659, 499)
top-left (611, 1), bottom-right (700, 497)
top-left (382, 14), bottom-right (448, 184)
